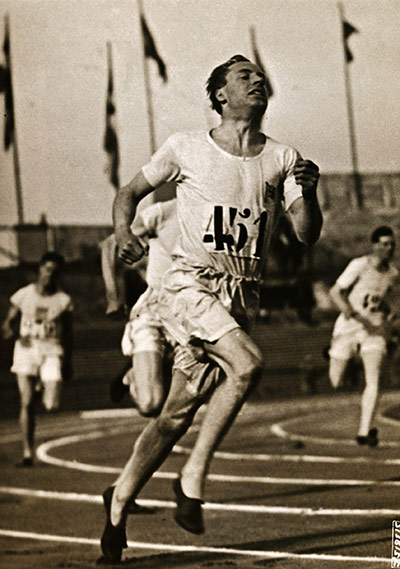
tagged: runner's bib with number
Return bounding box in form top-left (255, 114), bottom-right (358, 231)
top-left (333, 256), bottom-right (398, 335)
top-left (142, 131), bottom-right (303, 279)
top-left (10, 283), bottom-right (73, 344)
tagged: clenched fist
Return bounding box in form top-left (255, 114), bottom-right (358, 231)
top-left (116, 232), bottom-right (148, 265)
top-left (294, 159), bottom-right (320, 201)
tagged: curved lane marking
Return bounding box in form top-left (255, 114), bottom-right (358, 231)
top-left (36, 423), bottom-right (400, 483)
top-left (0, 528), bottom-right (389, 564)
top-left (1, 486), bottom-right (400, 516)
top-left (173, 444), bottom-right (400, 464)
top-left (270, 418), bottom-right (400, 448)
top-left (2, 398), bottom-right (398, 565)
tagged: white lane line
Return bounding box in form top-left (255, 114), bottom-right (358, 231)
top-left (0, 417), bottom-right (132, 445)
top-left (267, 396), bottom-right (400, 449)
top-left (271, 421), bottom-right (400, 448)
top-left (34, 441), bottom-right (400, 487)
top-left (0, 528), bottom-right (389, 564)
top-left (174, 444), bottom-right (400, 465)
top-left (379, 413), bottom-right (400, 428)
top-left (198, 475), bottom-right (400, 486)
top-left (80, 408), bottom-right (139, 419)
top-left (1, 486), bottom-right (400, 517)
top-left (36, 427), bottom-right (133, 473)
top-left (36, 427), bottom-right (400, 472)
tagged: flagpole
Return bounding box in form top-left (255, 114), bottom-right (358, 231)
top-left (249, 25), bottom-right (274, 98)
top-left (4, 14), bottom-right (24, 224)
top-left (12, 108), bottom-right (24, 224)
top-left (338, 2), bottom-right (362, 208)
top-left (104, 41), bottom-right (120, 190)
top-left (137, 0), bottom-right (156, 155)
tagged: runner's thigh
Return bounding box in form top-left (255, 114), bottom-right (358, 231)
top-left (205, 327), bottom-right (263, 379)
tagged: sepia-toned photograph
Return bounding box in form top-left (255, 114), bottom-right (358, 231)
top-left (0, 1), bottom-right (399, 567)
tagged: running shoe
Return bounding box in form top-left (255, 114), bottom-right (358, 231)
top-left (173, 476), bottom-right (204, 534)
top-left (356, 428), bottom-right (379, 447)
top-left (367, 428), bottom-right (379, 447)
top-left (15, 457), bottom-right (33, 468)
top-left (100, 486), bottom-right (127, 563)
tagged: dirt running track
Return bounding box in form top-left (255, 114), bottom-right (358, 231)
top-left (2, 391), bottom-right (400, 568)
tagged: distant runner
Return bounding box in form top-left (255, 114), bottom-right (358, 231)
top-left (2, 252), bottom-right (73, 466)
top-left (329, 226), bottom-right (398, 446)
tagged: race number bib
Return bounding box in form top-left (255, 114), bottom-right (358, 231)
top-left (202, 205), bottom-right (269, 259)
top-left (30, 307), bottom-right (57, 340)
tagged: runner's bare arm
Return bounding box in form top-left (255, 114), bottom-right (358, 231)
top-left (287, 159), bottom-right (322, 245)
top-left (1, 303), bottom-right (20, 340)
top-left (329, 283), bottom-right (355, 318)
top-left (330, 283), bottom-right (381, 334)
top-left (113, 171), bottom-right (155, 265)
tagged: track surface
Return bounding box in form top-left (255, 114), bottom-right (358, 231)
top-left (1, 392), bottom-right (400, 568)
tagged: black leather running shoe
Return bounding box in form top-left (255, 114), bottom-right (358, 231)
top-left (367, 428), bottom-right (379, 447)
top-left (356, 428), bottom-right (379, 447)
top-left (15, 457), bottom-right (34, 468)
top-left (100, 486), bottom-right (127, 563)
top-left (173, 477), bottom-right (204, 534)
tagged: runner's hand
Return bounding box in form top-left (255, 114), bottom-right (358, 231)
top-left (116, 231), bottom-right (148, 265)
top-left (19, 335), bottom-right (32, 347)
top-left (294, 159), bottom-right (320, 200)
top-left (2, 323), bottom-right (15, 340)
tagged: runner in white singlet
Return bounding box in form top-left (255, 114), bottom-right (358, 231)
top-left (2, 252), bottom-right (73, 467)
top-left (99, 55), bottom-right (322, 563)
top-left (103, 199), bottom-right (179, 416)
top-left (329, 226), bottom-right (398, 446)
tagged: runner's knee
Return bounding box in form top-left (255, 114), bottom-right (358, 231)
top-left (137, 394), bottom-right (164, 417)
top-left (329, 359), bottom-right (347, 389)
top-left (156, 407), bottom-right (194, 437)
top-left (134, 383), bottom-right (165, 417)
top-left (42, 381), bottom-right (62, 411)
top-left (19, 389), bottom-right (34, 408)
top-left (20, 395), bottom-right (34, 410)
top-left (42, 395), bottom-right (60, 411)
top-left (234, 349), bottom-right (263, 392)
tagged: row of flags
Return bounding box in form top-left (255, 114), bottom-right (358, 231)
top-left (1, 12), bottom-right (359, 192)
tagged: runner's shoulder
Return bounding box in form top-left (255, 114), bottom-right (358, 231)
top-left (263, 136), bottom-right (301, 166)
top-left (166, 130), bottom-right (208, 150)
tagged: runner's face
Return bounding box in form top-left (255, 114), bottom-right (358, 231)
top-left (38, 261), bottom-right (60, 288)
top-left (219, 62), bottom-right (268, 115)
top-left (374, 235), bottom-right (395, 262)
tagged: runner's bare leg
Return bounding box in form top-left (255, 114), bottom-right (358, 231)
top-left (16, 374), bottom-right (36, 459)
top-left (110, 327), bottom-right (263, 525)
top-left (180, 328), bottom-right (263, 499)
top-left (358, 351), bottom-right (384, 436)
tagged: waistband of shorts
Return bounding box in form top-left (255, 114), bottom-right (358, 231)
top-left (173, 257), bottom-right (262, 284)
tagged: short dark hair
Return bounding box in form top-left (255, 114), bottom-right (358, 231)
top-left (39, 251), bottom-right (65, 270)
top-left (371, 226), bottom-right (394, 243)
top-left (206, 55), bottom-right (251, 115)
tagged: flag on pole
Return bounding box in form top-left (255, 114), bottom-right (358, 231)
top-left (141, 15), bottom-right (167, 82)
top-left (249, 26), bottom-right (274, 98)
top-left (0, 16), bottom-right (14, 151)
top-left (103, 42), bottom-right (120, 190)
top-left (342, 19), bottom-right (358, 63)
